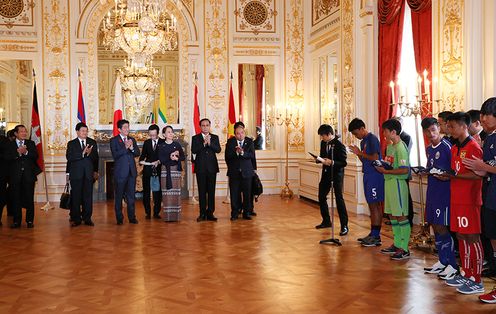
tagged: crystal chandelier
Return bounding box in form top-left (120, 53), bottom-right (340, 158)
top-left (120, 58), bottom-right (160, 110)
top-left (101, 0), bottom-right (178, 57)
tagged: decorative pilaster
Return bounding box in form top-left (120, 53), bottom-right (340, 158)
top-left (340, 0), bottom-right (354, 145)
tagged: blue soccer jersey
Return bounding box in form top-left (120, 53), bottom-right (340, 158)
top-left (425, 138), bottom-right (452, 225)
top-left (360, 132), bottom-right (384, 203)
top-left (483, 132), bottom-right (496, 211)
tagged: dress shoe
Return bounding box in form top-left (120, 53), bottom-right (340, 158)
top-left (129, 218), bottom-right (139, 224)
top-left (84, 220), bottom-right (94, 226)
top-left (145, 214), bottom-right (151, 220)
top-left (249, 211), bottom-right (257, 216)
top-left (206, 215), bottom-right (218, 221)
top-left (26, 222), bottom-right (34, 229)
top-left (315, 223), bottom-right (332, 229)
top-left (71, 221), bottom-right (81, 227)
top-left (197, 215), bottom-right (207, 222)
top-left (242, 215), bottom-right (252, 220)
top-left (117, 220), bottom-right (123, 225)
top-left (153, 214), bottom-right (161, 219)
top-left (339, 226), bottom-right (349, 236)
top-left (10, 223), bottom-right (20, 229)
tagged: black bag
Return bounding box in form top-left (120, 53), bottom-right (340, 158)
top-left (60, 183), bottom-right (71, 210)
top-left (252, 172), bottom-right (263, 202)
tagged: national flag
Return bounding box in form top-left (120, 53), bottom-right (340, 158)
top-left (227, 73), bottom-right (236, 139)
top-left (113, 76), bottom-right (123, 136)
top-left (30, 78), bottom-right (44, 172)
top-left (193, 77), bottom-right (201, 135)
top-left (158, 81), bottom-right (167, 124)
top-left (77, 69), bottom-right (86, 123)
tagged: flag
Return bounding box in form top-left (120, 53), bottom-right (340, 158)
top-left (193, 79), bottom-right (201, 135)
top-left (30, 79), bottom-right (44, 172)
top-left (227, 73), bottom-right (236, 139)
top-left (77, 70), bottom-right (86, 123)
top-left (158, 81), bottom-right (167, 124)
top-left (113, 76), bottom-right (123, 136)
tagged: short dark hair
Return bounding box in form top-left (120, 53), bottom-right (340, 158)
top-left (348, 118), bottom-right (366, 132)
top-left (438, 111), bottom-right (453, 121)
top-left (467, 109), bottom-right (481, 123)
top-left (234, 121), bottom-right (245, 130)
top-left (162, 125), bottom-right (173, 134)
top-left (382, 119), bottom-right (402, 134)
top-left (481, 97), bottom-right (496, 117)
top-left (7, 129), bottom-right (15, 139)
top-left (317, 124), bottom-right (334, 136)
top-left (446, 111), bottom-right (471, 126)
top-left (14, 124), bottom-right (26, 134)
top-left (421, 117), bottom-right (439, 130)
top-left (148, 124), bottom-right (159, 132)
top-left (117, 119), bottom-right (129, 129)
top-left (199, 118), bottom-right (211, 126)
top-left (75, 122), bottom-right (88, 131)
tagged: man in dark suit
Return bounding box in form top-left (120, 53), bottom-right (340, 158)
top-left (225, 122), bottom-right (257, 220)
top-left (191, 118), bottom-right (221, 222)
top-left (110, 119), bottom-right (140, 225)
top-left (66, 122), bottom-right (99, 227)
top-left (5, 125), bottom-right (38, 228)
top-left (139, 124), bottom-right (162, 219)
top-left (315, 124), bottom-right (349, 235)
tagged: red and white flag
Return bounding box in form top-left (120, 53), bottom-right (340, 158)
top-left (30, 79), bottom-right (44, 172)
top-left (113, 76), bottom-right (123, 136)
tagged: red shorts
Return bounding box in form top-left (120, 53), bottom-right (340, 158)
top-left (450, 204), bottom-right (481, 234)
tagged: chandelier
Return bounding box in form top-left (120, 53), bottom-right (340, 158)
top-left (101, 0), bottom-right (178, 57)
top-left (120, 58), bottom-right (160, 109)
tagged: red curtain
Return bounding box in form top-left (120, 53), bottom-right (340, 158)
top-left (238, 64), bottom-right (244, 121)
top-left (409, 0), bottom-right (432, 117)
top-left (255, 65), bottom-right (264, 127)
top-left (378, 1), bottom-right (405, 153)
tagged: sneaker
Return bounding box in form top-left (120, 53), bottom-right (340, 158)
top-left (357, 234), bottom-right (370, 243)
top-left (479, 287), bottom-right (496, 303)
top-left (438, 265), bottom-right (458, 280)
top-left (446, 274), bottom-right (469, 287)
top-left (361, 236), bottom-right (382, 247)
top-left (391, 249), bottom-right (411, 261)
top-left (456, 278), bottom-right (484, 295)
top-left (380, 244), bottom-right (397, 255)
top-left (424, 261), bottom-right (446, 274)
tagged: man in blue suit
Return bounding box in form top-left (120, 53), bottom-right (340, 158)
top-left (110, 119), bottom-right (140, 225)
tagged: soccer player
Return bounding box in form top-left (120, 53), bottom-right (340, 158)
top-left (463, 98), bottom-right (496, 302)
top-left (438, 111), bottom-right (455, 144)
top-left (442, 112), bottom-right (484, 295)
top-left (348, 118), bottom-right (384, 247)
top-left (421, 117), bottom-right (458, 280)
top-left (375, 119), bottom-right (411, 260)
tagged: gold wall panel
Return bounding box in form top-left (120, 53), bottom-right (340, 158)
top-left (340, 0), bottom-right (354, 145)
top-left (312, 0), bottom-right (340, 27)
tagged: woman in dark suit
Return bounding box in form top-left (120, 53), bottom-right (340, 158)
top-left (158, 126), bottom-right (185, 222)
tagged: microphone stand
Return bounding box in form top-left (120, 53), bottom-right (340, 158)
top-left (319, 142), bottom-right (342, 246)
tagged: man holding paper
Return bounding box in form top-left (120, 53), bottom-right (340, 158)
top-left (314, 124), bottom-right (349, 236)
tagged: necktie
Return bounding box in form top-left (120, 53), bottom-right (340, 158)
top-left (81, 140), bottom-right (85, 150)
top-left (239, 141), bottom-right (242, 147)
top-left (19, 140), bottom-right (24, 147)
top-left (153, 140), bottom-right (156, 150)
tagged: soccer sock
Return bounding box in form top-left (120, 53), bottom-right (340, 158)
top-left (390, 220), bottom-right (400, 249)
top-left (434, 233), bottom-right (446, 265)
top-left (469, 241), bottom-right (484, 283)
top-left (459, 239), bottom-right (472, 278)
top-left (398, 220), bottom-right (411, 252)
top-left (371, 225), bottom-right (381, 238)
top-left (440, 232), bottom-right (458, 269)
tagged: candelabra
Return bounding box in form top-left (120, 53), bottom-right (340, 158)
top-left (390, 78), bottom-right (444, 250)
top-left (267, 105), bottom-right (301, 199)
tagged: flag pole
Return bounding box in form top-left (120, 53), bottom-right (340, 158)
top-left (33, 69), bottom-right (54, 211)
top-left (223, 72), bottom-right (234, 204)
top-left (190, 72), bottom-right (199, 204)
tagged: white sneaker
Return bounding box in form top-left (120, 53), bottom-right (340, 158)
top-left (438, 264), bottom-right (458, 280)
top-left (424, 261), bottom-right (446, 274)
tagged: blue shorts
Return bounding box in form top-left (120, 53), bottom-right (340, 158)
top-left (363, 173), bottom-right (384, 204)
top-left (425, 202), bottom-right (449, 225)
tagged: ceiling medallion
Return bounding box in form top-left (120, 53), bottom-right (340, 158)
top-left (243, 1), bottom-right (268, 26)
top-left (0, 0), bottom-right (24, 19)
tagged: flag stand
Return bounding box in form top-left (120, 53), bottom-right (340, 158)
top-left (190, 172), bottom-right (199, 204)
top-left (40, 171), bottom-right (54, 211)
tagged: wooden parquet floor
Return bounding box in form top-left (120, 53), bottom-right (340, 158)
top-left (0, 195), bottom-right (495, 314)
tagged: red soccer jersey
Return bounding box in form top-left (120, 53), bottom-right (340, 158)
top-left (450, 137), bottom-right (483, 205)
